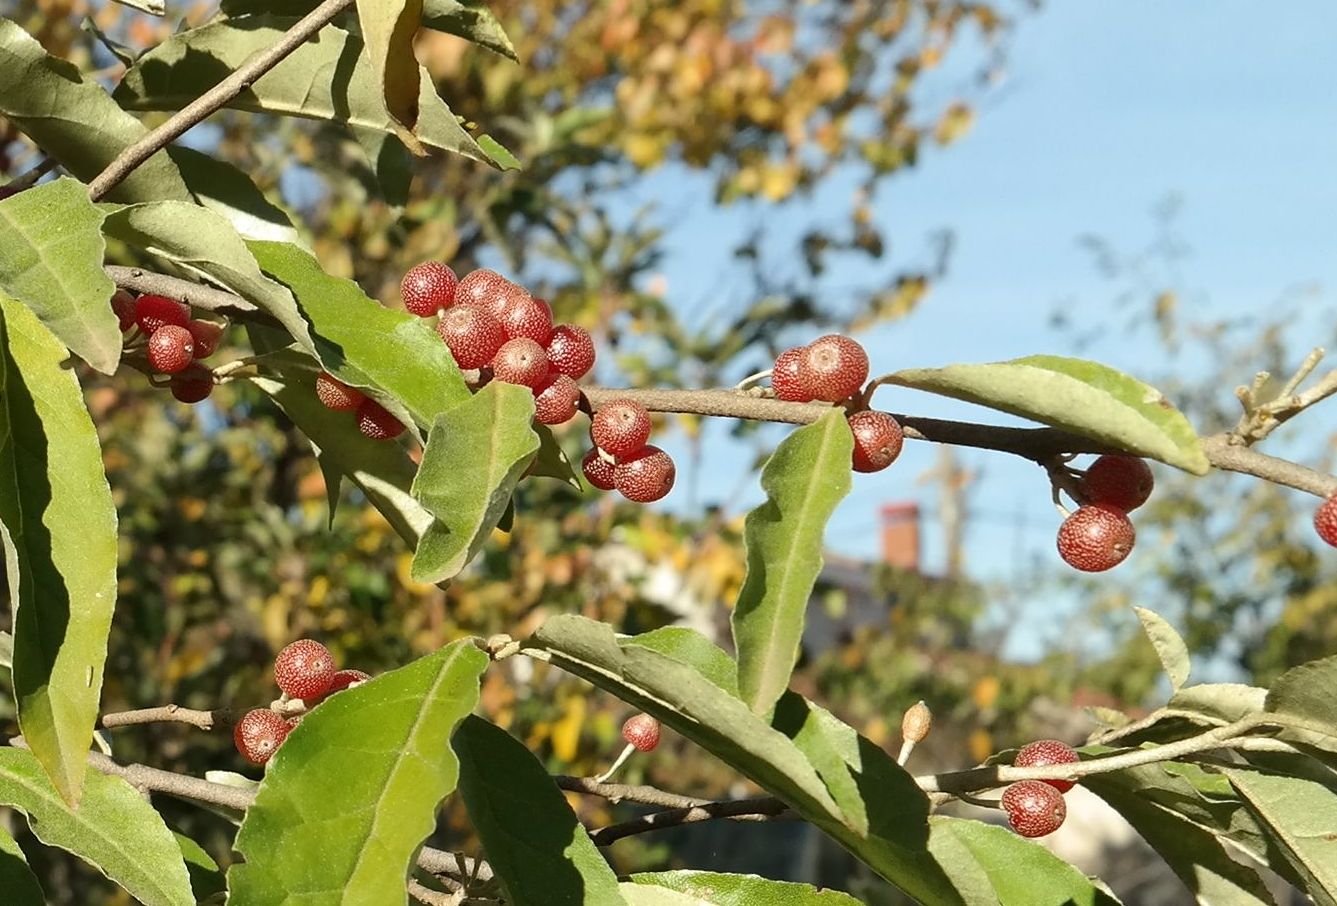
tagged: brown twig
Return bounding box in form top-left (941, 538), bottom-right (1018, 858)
top-left (99, 704), bottom-right (237, 731)
top-left (554, 775), bottom-right (722, 810)
top-left (86, 0), bottom-right (356, 201)
top-left (105, 266), bottom-right (279, 326)
top-left (587, 796), bottom-right (794, 846)
top-left (408, 879), bottom-right (462, 906)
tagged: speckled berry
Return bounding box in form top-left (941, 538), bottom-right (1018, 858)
top-left (356, 399), bottom-right (406, 441)
top-left (1002, 780), bottom-right (1067, 838)
top-left (1015, 740), bottom-right (1081, 793)
top-left (134, 294), bottom-right (190, 334)
top-left (501, 295), bottom-right (554, 346)
top-left (1057, 504), bottom-right (1135, 572)
top-left (591, 399), bottom-right (652, 456)
top-left (186, 320), bottom-right (224, 360)
top-left (309, 668), bottom-right (370, 704)
top-left (1316, 495), bottom-right (1337, 548)
top-left (534, 372), bottom-right (580, 425)
top-left (613, 445), bottom-right (675, 503)
top-left (274, 639), bottom-right (336, 701)
top-left (456, 268), bottom-right (510, 308)
top-left (772, 346), bottom-right (811, 402)
top-left (492, 337), bottom-right (550, 389)
top-left (147, 324), bottom-right (195, 374)
top-left (111, 290), bottom-right (137, 331)
top-left (315, 372), bottom-right (365, 411)
top-left (170, 365), bottom-right (213, 404)
top-left (798, 335), bottom-right (868, 403)
top-left (621, 714), bottom-right (661, 752)
top-left (546, 324), bottom-right (595, 380)
top-left (848, 411), bottom-right (904, 473)
top-left (401, 261), bottom-right (458, 317)
top-left (582, 448), bottom-right (617, 491)
top-left (1080, 455), bottom-right (1154, 512)
top-left (436, 305), bottom-right (505, 370)
top-left (233, 709), bottom-right (292, 766)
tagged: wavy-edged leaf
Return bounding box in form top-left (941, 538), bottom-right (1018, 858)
top-left (411, 382), bottom-right (538, 583)
top-left (1222, 767), bottom-right (1337, 906)
top-left (1171, 683), bottom-right (1266, 724)
top-left (733, 410), bottom-right (852, 716)
top-left (455, 715), bottom-right (626, 906)
top-left (229, 640), bottom-right (488, 905)
top-left (0, 824), bottom-right (44, 906)
top-left (115, 17), bottom-right (494, 166)
top-left (167, 146), bottom-right (303, 245)
top-left (879, 356), bottom-right (1208, 474)
top-left (0, 19), bottom-right (191, 204)
top-left (0, 749), bottom-right (192, 906)
top-left (356, 0), bottom-right (425, 154)
top-left (627, 627), bottom-right (738, 696)
top-left (1134, 607), bottom-right (1190, 691)
top-left (0, 178), bottom-right (120, 374)
top-left (630, 871), bottom-right (861, 905)
top-left (0, 297), bottom-right (116, 804)
top-left (1266, 654), bottom-right (1337, 738)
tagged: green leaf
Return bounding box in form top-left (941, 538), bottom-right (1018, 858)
top-left (879, 356), bottom-right (1209, 474)
top-left (1170, 683), bottom-right (1266, 724)
top-left (928, 816), bottom-right (1121, 906)
top-left (174, 833), bottom-right (226, 901)
top-left (479, 133), bottom-right (522, 170)
top-left (0, 296), bottom-right (117, 804)
top-left (630, 871), bottom-right (862, 905)
top-left (0, 825), bottom-right (44, 906)
top-left (530, 423), bottom-right (582, 488)
top-left (411, 383), bottom-right (539, 583)
top-left (0, 19), bottom-right (192, 204)
top-left (0, 630), bottom-right (12, 670)
top-left (351, 128), bottom-right (413, 207)
top-left (626, 627), bottom-right (739, 696)
top-left (113, 0), bottom-right (165, 14)
top-left (115, 18), bottom-right (496, 167)
top-left (732, 411), bottom-right (853, 716)
top-left (454, 715), bottom-right (627, 906)
top-left (248, 240), bottom-right (472, 426)
top-left (1134, 607), bottom-right (1190, 691)
top-left (0, 749), bottom-right (192, 906)
top-left (167, 146), bottom-right (303, 245)
top-left (1222, 767), bottom-right (1337, 906)
top-left (0, 178), bottom-right (121, 374)
top-left (1266, 654), bottom-right (1337, 736)
top-left (356, 0), bottom-right (426, 154)
top-left (229, 640), bottom-right (488, 905)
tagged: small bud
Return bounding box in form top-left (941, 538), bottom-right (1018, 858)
top-left (901, 701), bottom-right (932, 744)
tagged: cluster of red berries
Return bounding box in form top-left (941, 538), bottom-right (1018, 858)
top-left (1055, 455), bottom-right (1154, 572)
top-left (1001, 739), bottom-right (1081, 837)
top-left (771, 337), bottom-right (904, 474)
top-left (580, 399), bottom-right (676, 503)
top-left (110, 290), bottom-right (223, 403)
top-left (232, 639), bottom-right (369, 766)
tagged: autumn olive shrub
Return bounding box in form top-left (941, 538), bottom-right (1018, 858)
top-left (2, 6), bottom-right (1337, 906)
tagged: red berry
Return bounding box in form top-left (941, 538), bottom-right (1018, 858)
top-left (501, 295), bottom-right (554, 346)
top-left (356, 399), bottom-right (406, 441)
top-left (772, 346), bottom-right (812, 402)
top-left (134, 294), bottom-right (190, 334)
top-left (534, 372), bottom-right (580, 425)
top-left (436, 306), bottom-right (505, 370)
top-left (591, 399), bottom-right (652, 456)
top-left (233, 709), bottom-right (292, 766)
top-left (326, 668), bottom-right (370, 694)
top-left (315, 371), bottom-right (366, 412)
top-left (848, 411), bottom-right (904, 473)
top-left (1015, 740), bottom-right (1081, 793)
top-left (1080, 455), bottom-right (1154, 511)
top-left (111, 290), bottom-right (137, 331)
top-left (186, 320), bottom-right (224, 360)
top-left (613, 445), bottom-right (675, 503)
top-left (401, 261), bottom-right (458, 317)
top-left (1056, 504), bottom-right (1135, 572)
top-left (456, 269), bottom-right (511, 309)
top-left (169, 365), bottom-right (213, 404)
top-left (546, 324), bottom-right (596, 380)
top-left (621, 714), bottom-right (661, 752)
top-left (147, 324), bottom-right (195, 374)
top-left (492, 337), bottom-right (550, 389)
top-left (798, 335), bottom-right (869, 403)
top-left (582, 448), bottom-right (617, 491)
top-left (274, 639), bottom-right (336, 701)
top-left (1316, 495), bottom-right (1337, 547)
top-left (1002, 780), bottom-right (1067, 838)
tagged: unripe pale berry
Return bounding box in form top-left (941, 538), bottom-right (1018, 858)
top-left (546, 324), bottom-right (595, 379)
top-left (1315, 495), bottom-right (1337, 548)
top-left (582, 448), bottom-right (617, 491)
top-left (534, 372), bottom-right (580, 425)
top-left (456, 269), bottom-right (510, 309)
top-left (1080, 455), bottom-right (1154, 512)
top-left (621, 714), bottom-right (661, 752)
top-left (492, 337), bottom-right (550, 389)
top-left (848, 411), bottom-right (904, 473)
top-left (1056, 504), bottom-right (1135, 572)
top-left (1015, 740), bottom-right (1081, 793)
top-left (170, 365), bottom-right (213, 404)
top-left (401, 261), bottom-right (458, 317)
top-left (1002, 780), bottom-right (1067, 837)
top-left (591, 399), bottom-right (652, 456)
top-left (135, 294), bottom-right (190, 335)
top-left (501, 295), bottom-right (554, 346)
top-left (613, 445), bottom-right (676, 503)
top-left (772, 346), bottom-right (812, 402)
top-left (186, 320), bottom-right (224, 360)
top-left (147, 324), bottom-right (196, 373)
top-left (315, 371), bottom-right (366, 412)
top-left (356, 399), bottom-right (406, 441)
top-left (901, 701), bottom-right (932, 744)
top-left (274, 639), bottom-right (336, 700)
top-left (233, 709), bottom-right (292, 766)
top-left (436, 306), bottom-right (505, 370)
top-left (798, 335), bottom-right (868, 403)
top-left (111, 290), bottom-right (137, 331)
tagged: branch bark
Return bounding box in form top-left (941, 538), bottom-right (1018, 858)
top-left (587, 796), bottom-right (794, 846)
top-left (99, 704), bottom-right (236, 731)
top-left (105, 266), bottom-right (279, 326)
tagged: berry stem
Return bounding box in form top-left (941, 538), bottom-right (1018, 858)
top-left (593, 742), bottom-right (637, 783)
top-left (732, 368), bottom-right (773, 390)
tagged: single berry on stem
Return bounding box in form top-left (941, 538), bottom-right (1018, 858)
top-left (614, 445), bottom-right (676, 503)
top-left (147, 324), bottom-right (196, 374)
top-left (315, 371), bottom-right (366, 412)
top-left (534, 372), bottom-right (580, 425)
top-left (622, 714), bottom-right (661, 752)
top-left (546, 324), bottom-right (596, 379)
top-left (111, 290), bottom-right (138, 331)
top-left (233, 709), bottom-right (292, 766)
top-left (1015, 739), bottom-right (1081, 793)
top-left (848, 410), bottom-right (904, 473)
top-left (1080, 454), bottom-right (1154, 511)
top-left (274, 639), bottom-right (336, 700)
top-left (436, 306), bottom-right (505, 370)
top-left (582, 448), bottom-right (617, 491)
top-left (170, 365), bottom-right (213, 404)
top-left (135, 294), bottom-right (190, 334)
top-left (798, 335), bottom-right (869, 403)
top-left (1314, 494), bottom-right (1337, 548)
top-left (772, 346), bottom-right (812, 402)
top-left (492, 337), bottom-right (550, 389)
top-left (501, 295), bottom-right (554, 346)
top-left (401, 261), bottom-right (458, 317)
top-left (591, 399), bottom-right (652, 456)
top-left (1002, 780), bottom-right (1067, 838)
top-left (186, 320), bottom-right (224, 359)
top-left (1056, 504), bottom-right (1135, 572)
top-left (357, 399), bottom-right (406, 441)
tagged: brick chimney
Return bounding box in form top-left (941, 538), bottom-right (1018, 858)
top-left (880, 503), bottom-right (921, 571)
